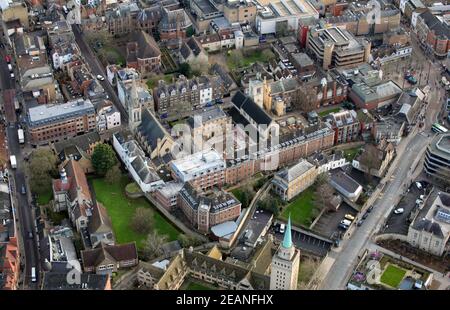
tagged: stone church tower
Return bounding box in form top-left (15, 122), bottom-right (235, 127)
top-left (128, 77), bottom-right (142, 132)
top-left (270, 215), bottom-right (300, 290)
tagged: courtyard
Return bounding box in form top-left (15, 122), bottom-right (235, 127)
top-left (280, 187), bottom-right (316, 228)
top-left (91, 175), bottom-right (180, 248)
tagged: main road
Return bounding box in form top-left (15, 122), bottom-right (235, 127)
top-left (0, 45), bottom-right (40, 288)
top-left (320, 54), bottom-right (445, 289)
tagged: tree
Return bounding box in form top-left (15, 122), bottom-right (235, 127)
top-left (229, 50), bottom-right (244, 69)
top-left (92, 143), bottom-right (117, 176)
top-left (315, 172), bottom-right (330, 187)
top-left (314, 182), bottom-right (335, 211)
top-left (296, 84), bottom-right (318, 112)
top-left (142, 231), bottom-right (168, 260)
top-left (105, 164), bottom-right (121, 185)
top-left (131, 208), bottom-right (154, 234)
top-left (179, 234), bottom-right (203, 248)
top-left (178, 63), bottom-right (192, 78)
top-left (28, 149), bottom-right (58, 196)
top-left (358, 145), bottom-right (379, 179)
top-left (261, 49), bottom-right (276, 62)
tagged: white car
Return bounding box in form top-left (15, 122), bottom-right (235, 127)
top-left (415, 182), bottom-right (422, 190)
top-left (394, 208), bottom-right (404, 214)
top-left (96, 74), bottom-right (105, 81)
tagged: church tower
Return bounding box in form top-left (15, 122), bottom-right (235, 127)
top-left (270, 215), bottom-right (300, 290)
top-left (128, 77), bottom-right (142, 132)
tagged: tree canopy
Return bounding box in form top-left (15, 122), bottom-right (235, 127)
top-left (91, 143), bottom-right (117, 176)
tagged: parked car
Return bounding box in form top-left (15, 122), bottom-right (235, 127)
top-left (338, 223), bottom-right (349, 230)
top-left (21, 185), bottom-right (26, 195)
top-left (357, 220), bottom-right (364, 227)
top-left (367, 206), bottom-right (374, 213)
top-left (28, 231), bottom-right (33, 239)
top-left (96, 74), bottom-right (105, 81)
top-left (415, 182), bottom-right (422, 190)
top-left (362, 212), bottom-right (369, 220)
top-left (394, 208), bottom-right (404, 214)
top-left (345, 214), bottom-right (356, 221)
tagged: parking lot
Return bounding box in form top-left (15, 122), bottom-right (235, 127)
top-left (384, 180), bottom-right (430, 235)
top-left (273, 225), bottom-right (332, 257)
top-left (313, 202), bottom-right (358, 238)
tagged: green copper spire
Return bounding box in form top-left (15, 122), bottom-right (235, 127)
top-left (282, 214), bottom-right (292, 249)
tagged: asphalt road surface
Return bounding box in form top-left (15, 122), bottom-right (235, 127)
top-left (0, 47), bottom-right (40, 289)
top-left (72, 25), bottom-right (129, 124)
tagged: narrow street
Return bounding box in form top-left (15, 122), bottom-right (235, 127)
top-left (0, 46), bottom-right (40, 288)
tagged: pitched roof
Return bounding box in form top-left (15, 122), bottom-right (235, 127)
top-left (420, 10), bottom-right (450, 39)
top-left (412, 218), bottom-right (444, 238)
top-left (231, 91), bottom-right (273, 126)
top-left (88, 202), bottom-right (113, 236)
top-left (81, 242), bottom-right (137, 268)
top-left (42, 272), bottom-right (110, 290)
top-left (53, 132), bottom-right (101, 154)
top-left (128, 30), bottom-right (161, 60)
top-left (137, 108), bottom-right (169, 151)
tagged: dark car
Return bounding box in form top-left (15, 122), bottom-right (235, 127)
top-left (362, 212), bottom-right (369, 220)
top-left (28, 231), bottom-right (33, 239)
top-left (357, 220), bottom-right (364, 227)
top-left (367, 206), bottom-right (374, 213)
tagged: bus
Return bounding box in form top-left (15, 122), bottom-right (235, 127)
top-left (31, 267), bottom-right (36, 283)
top-left (432, 123), bottom-right (449, 133)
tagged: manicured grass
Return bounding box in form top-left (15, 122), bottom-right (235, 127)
top-left (280, 187), bottom-right (316, 227)
top-left (37, 190), bottom-right (53, 206)
top-left (318, 107), bottom-right (341, 117)
top-left (184, 281), bottom-right (214, 290)
top-left (91, 176), bottom-right (180, 249)
top-left (125, 182), bottom-right (141, 194)
top-left (380, 264), bottom-right (407, 288)
top-left (343, 147), bottom-right (361, 162)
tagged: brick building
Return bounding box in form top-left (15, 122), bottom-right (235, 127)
top-left (27, 99), bottom-right (97, 146)
top-left (178, 183), bottom-right (241, 234)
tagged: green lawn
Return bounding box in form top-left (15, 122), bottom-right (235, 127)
top-left (280, 187), bottom-right (316, 227)
top-left (184, 280), bottom-right (215, 290)
top-left (91, 176), bottom-right (180, 248)
top-left (318, 107), bottom-right (342, 117)
top-left (380, 264), bottom-right (407, 288)
top-left (103, 46), bottom-right (125, 66)
top-left (343, 147), bottom-right (361, 162)
top-left (37, 190), bottom-right (53, 206)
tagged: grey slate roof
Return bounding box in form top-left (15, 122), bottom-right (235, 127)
top-left (420, 10), bottom-right (450, 39)
top-left (137, 109), bottom-right (168, 151)
top-left (413, 218), bottom-right (444, 238)
top-left (231, 91), bottom-right (273, 127)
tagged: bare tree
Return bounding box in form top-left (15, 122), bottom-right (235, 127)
top-left (296, 84), bottom-right (318, 112)
top-left (130, 208), bottom-right (154, 234)
top-left (358, 145), bottom-right (380, 179)
top-left (142, 231), bottom-right (168, 261)
top-left (314, 182), bottom-right (335, 211)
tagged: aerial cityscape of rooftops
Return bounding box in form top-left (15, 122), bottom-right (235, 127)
top-left (0, 0), bottom-right (450, 293)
